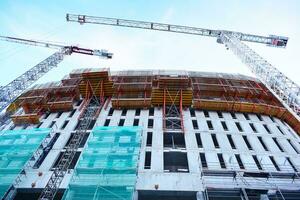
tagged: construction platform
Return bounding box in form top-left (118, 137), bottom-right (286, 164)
top-left (7, 69), bottom-right (300, 134)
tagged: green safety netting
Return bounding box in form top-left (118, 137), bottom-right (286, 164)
top-left (63, 126), bottom-right (142, 200)
top-left (0, 128), bottom-right (50, 198)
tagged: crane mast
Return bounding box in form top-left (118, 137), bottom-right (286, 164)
top-left (66, 13), bottom-right (299, 119)
top-left (0, 35), bottom-right (113, 126)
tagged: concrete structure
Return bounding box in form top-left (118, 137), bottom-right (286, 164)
top-left (1, 69), bottom-right (300, 200)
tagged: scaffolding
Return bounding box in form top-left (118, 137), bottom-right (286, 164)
top-left (38, 96), bottom-right (103, 199)
top-left (191, 75), bottom-right (300, 134)
top-left (7, 69), bottom-right (300, 134)
top-left (152, 74), bottom-right (192, 131)
top-left (0, 128), bottom-right (50, 199)
top-left (199, 157), bottom-right (300, 200)
top-left (10, 81), bottom-right (80, 125)
top-left (111, 71), bottom-right (153, 108)
top-left (63, 126), bottom-right (141, 200)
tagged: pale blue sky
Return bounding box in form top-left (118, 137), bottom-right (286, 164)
top-left (0, 0), bottom-right (299, 86)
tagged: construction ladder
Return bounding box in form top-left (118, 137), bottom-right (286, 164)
top-left (38, 101), bottom-right (101, 200)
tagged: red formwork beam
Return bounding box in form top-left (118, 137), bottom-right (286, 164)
top-left (180, 89), bottom-right (184, 132)
top-left (163, 88), bottom-right (166, 130)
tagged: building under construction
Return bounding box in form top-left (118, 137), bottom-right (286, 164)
top-left (0, 68), bottom-right (300, 200)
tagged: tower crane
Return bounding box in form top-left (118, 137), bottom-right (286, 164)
top-left (0, 35), bottom-right (113, 125)
top-left (66, 13), bottom-right (299, 120)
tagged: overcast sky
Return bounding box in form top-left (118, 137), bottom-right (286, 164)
top-left (0, 0), bottom-right (299, 86)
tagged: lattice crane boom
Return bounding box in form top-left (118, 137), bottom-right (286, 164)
top-left (66, 13), bottom-right (299, 119)
top-left (0, 35), bottom-right (113, 58)
top-left (0, 35), bottom-right (113, 124)
top-left (66, 14), bottom-right (288, 47)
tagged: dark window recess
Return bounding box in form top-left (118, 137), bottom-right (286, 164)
top-left (277, 126), bottom-right (285, 135)
top-left (252, 155), bottom-right (263, 170)
top-left (273, 138), bottom-right (284, 152)
top-left (190, 108), bottom-right (196, 117)
top-left (36, 122), bottom-right (43, 128)
top-left (146, 132), bottom-right (152, 146)
top-left (269, 156), bottom-right (280, 171)
top-left (9, 125), bottom-right (16, 130)
top-left (144, 152), bottom-right (151, 169)
top-left (211, 134), bottom-right (219, 148)
top-left (33, 133), bottom-right (60, 169)
top-left (52, 151), bottom-right (81, 170)
top-left (133, 119), bottom-right (139, 126)
top-left (56, 112), bottom-right (63, 118)
top-left (87, 120), bottom-right (96, 130)
top-left (135, 108), bottom-right (141, 116)
top-left (65, 132), bottom-right (90, 148)
top-left (235, 122), bottom-right (243, 132)
top-left (200, 153), bottom-right (208, 168)
top-left (287, 139), bottom-right (299, 154)
top-left (76, 99), bottom-right (83, 106)
top-left (164, 132), bottom-right (185, 148)
top-left (195, 134), bottom-right (203, 148)
top-left (243, 136), bottom-right (253, 150)
top-left (148, 119), bottom-right (154, 128)
top-left (227, 135), bottom-right (236, 149)
top-left (44, 112), bottom-right (51, 119)
top-left (249, 123), bottom-right (257, 133)
top-left (164, 152), bottom-right (189, 173)
top-left (263, 124), bottom-right (271, 134)
top-left (69, 109), bottom-right (76, 118)
top-left (217, 111), bottom-right (223, 118)
top-left (286, 157), bottom-right (298, 172)
top-left (217, 153), bottom-right (226, 169)
top-left (104, 119), bottom-right (110, 126)
top-left (221, 121), bottom-right (228, 131)
top-left (61, 120), bottom-right (69, 130)
top-left (270, 116), bottom-right (275, 122)
top-left (258, 137), bottom-right (268, 151)
top-left (235, 154), bottom-right (245, 169)
top-left (48, 121), bottom-right (56, 128)
top-left (23, 124), bottom-right (29, 129)
top-left (108, 108), bottom-right (114, 116)
top-left (207, 120), bottom-right (214, 130)
top-left (257, 114), bottom-right (263, 121)
top-left (244, 113), bottom-right (250, 120)
top-left (192, 120), bottom-right (199, 129)
top-left (231, 112), bottom-right (237, 119)
top-left (121, 109), bottom-right (127, 116)
top-left (118, 119), bottom-right (125, 126)
top-left (203, 110), bottom-right (209, 118)
top-left (149, 107), bottom-right (154, 116)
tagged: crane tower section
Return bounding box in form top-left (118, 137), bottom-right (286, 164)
top-left (0, 35), bottom-right (113, 118)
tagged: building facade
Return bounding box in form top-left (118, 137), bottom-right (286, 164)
top-left (1, 69), bottom-right (300, 200)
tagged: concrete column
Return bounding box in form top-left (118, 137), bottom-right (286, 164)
top-left (133, 190), bottom-right (138, 200)
top-left (196, 191), bottom-right (205, 200)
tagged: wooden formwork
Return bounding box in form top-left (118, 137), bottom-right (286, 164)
top-left (112, 98), bottom-right (152, 108)
top-left (151, 76), bottom-right (193, 107)
top-left (78, 69), bottom-right (113, 98)
top-left (11, 108), bottom-right (42, 125)
top-left (112, 75), bottom-right (153, 109)
top-left (9, 80), bottom-right (79, 125)
top-left (152, 89), bottom-right (192, 106)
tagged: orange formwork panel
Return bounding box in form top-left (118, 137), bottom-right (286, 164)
top-left (112, 98), bottom-right (152, 109)
top-left (11, 108), bottom-right (42, 125)
top-left (151, 89), bottom-right (192, 106)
